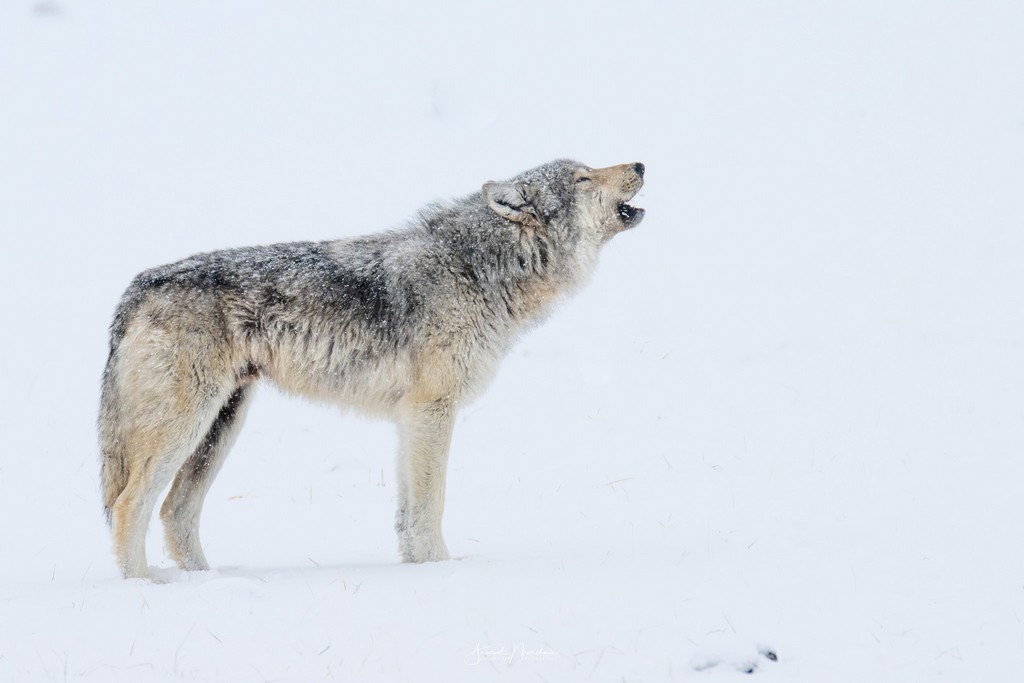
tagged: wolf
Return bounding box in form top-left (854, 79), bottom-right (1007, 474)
top-left (99, 159), bottom-right (645, 578)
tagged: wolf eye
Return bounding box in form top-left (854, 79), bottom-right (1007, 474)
top-left (576, 177), bottom-right (591, 184)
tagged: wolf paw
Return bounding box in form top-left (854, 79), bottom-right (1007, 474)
top-left (399, 534), bottom-right (450, 563)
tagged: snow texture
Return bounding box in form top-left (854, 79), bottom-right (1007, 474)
top-left (1, 1), bottom-right (1023, 681)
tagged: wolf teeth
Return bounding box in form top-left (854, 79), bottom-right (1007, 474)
top-left (618, 202), bottom-right (638, 220)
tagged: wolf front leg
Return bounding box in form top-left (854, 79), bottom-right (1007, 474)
top-left (395, 398), bottom-right (455, 563)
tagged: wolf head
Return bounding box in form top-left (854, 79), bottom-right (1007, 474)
top-left (482, 159), bottom-right (645, 239)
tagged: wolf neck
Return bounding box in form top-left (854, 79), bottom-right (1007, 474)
top-left (474, 221), bottom-right (595, 331)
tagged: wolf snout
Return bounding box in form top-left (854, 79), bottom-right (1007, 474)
top-left (632, 162), bottom-right (645, 178)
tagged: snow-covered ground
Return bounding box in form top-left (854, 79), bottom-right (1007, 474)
top-left (2, 1), bottom-right (1023, 680)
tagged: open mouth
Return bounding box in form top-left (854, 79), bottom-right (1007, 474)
top-left (617, 201), bottom-right (645, 228)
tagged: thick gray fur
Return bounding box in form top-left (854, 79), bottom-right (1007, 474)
top-left (99, 158), bottom-right (645, 578)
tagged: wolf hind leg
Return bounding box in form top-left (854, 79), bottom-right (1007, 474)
top-left (107, 318), bottom-right (244, 579)
top-left (395, 398), bottom-right (455, 563)
top-left (160, 384), bottom-right (253, 572)
top-left (110, 390), bottom-right (232, 579)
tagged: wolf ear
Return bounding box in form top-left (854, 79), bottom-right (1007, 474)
top-left (482, 181), bottom-right (541, 228)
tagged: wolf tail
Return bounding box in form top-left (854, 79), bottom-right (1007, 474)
top-left (99, 274), bottom-right (154, 523)
top-left (98, 342), bottom-right (131, 525)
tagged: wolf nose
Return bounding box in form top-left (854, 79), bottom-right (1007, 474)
top-left (633, 162), bottom-right (645, 178)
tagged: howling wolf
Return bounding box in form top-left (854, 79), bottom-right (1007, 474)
top-left (99, 159), bottom-right (645, 578)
